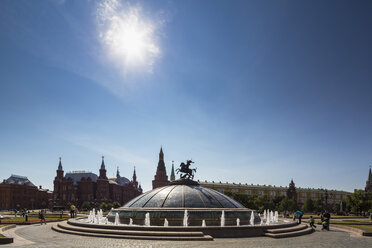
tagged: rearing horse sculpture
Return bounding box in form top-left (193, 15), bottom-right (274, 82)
top-left (176, 160), bottom-right (197, 180)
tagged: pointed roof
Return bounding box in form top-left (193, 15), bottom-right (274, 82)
top-left (100, 156), bottom-right (105, 170)
top-left (170, 161), bottom-right (175, 181)
top-left (116, 166), bottom-right (120, 178)
top-left (156, 147), bottom-right (166, 172)
top-left (58, 157), bottom-right (63, 170)
top-left (132, 166), bottom-right (137, 181)
top-left (368, 166), bottom-right (372, 182)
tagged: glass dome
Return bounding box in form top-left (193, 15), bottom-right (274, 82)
top-left (121, 184), bottom-right (245, 209)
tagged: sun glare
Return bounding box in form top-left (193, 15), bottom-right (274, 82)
top-left (97, 0), bottom-right (160, 72)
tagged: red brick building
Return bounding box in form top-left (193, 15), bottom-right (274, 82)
top-left (0, 175), bottom-right (52, 210)
top-left (53, 157), bottom-right (142, 208)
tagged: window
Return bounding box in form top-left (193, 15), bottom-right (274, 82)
top-left (311, 193), bottom-right (316, 198)
top-left (301, 193), bottom-right (307, 198)
top-left (270, 191), bottom-right (276, 196)
top-left (336, 194), bottom-right (340, 199)
top-left (281, 191), bottom-right (286, 196)
top-left (217, 189), bottom-right (224, 193)
top-left (245, 190), bottom-right (251, 195)
top-left (231, 189), bottom-right (238, 193)
top-left (258, 191), bottom-right (264, 196)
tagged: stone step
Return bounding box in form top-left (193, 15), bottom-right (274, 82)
top-left (264, 226), bottom-right (313, 238)
top-left (52, 224), bottom-right (214, 241)
top-left (265, 224), bottom-right (308, 234)
top-left (57, 222), bottom-right (205, 237)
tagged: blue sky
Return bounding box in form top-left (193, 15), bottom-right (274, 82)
top-left (0, 0), bottom-right (371, 192)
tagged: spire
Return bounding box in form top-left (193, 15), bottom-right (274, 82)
top-left (170, 161), bottom-right (175, 181)
top-left (101, 156), bottom-right (105, 169)
top-left (99, 156), bottom-right (107, 179)
top-left (133, 166), bottom-right (137, 182)
top-left (368, 166), bottom-right (372, 182)
top-left (156, 147), bottom-right (166, 172)
top-left (58, 157), bottom-right (63, 170)
top-left (116, 166), bottom-right (120, 178)
top-left (159, 147), bottom-right (164, 161)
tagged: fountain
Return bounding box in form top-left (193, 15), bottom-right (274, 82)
top-left (250, 210), bottom-right (255, 226)
top-left (114, 212), bottom-right (119, 225)
top-left (54, 161), bottom-right (313, 240)
top-left (202, 219), bottom-right (206, 227)
top-left (220, 210), bottom-right (225, 227)
top-left (145, 212), bottom-right (151, 226)
top-left (183, 210), bottom-right (188, 227)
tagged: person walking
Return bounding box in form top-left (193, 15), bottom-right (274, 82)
top-left (309, 216), bottom-right (316, 229)
top-left (40, 209), bottom-right (46, 225)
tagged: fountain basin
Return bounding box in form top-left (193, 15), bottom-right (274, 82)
top-left (107, 208), bottom-right (260, 226)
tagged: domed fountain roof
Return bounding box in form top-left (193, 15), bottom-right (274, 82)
top-left (121, 181), bottom-right (245, 209)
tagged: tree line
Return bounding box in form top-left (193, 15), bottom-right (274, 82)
top-left (226, 190), bottom-right (372, 214)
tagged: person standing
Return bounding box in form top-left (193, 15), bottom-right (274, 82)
top-left (296, 210), bottom-right (303, 224)
top-left (322, 210), bottom-right (331, 231)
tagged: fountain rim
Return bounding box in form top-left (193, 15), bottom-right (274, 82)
top-left (113, 207), bottom-right (256, 211)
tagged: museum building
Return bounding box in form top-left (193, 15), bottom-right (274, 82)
top-left (0, 175), bottom-right (52, 210)
top-left (53, 156), bottom-right (142, 208)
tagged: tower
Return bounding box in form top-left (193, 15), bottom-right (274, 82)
top-left (132, 166), bottom-right (138, 188)
top-left (365, 166), bottom-right (372, 193)
top-left (96, 156), bottom-right (109, 202)
top-left (170, 161), bottom-right (175, 181)
top-left (99, 156), bottom-right (107, 179)
top-left (57, 157), bottom-right (64, 179)
top-left (53, 157), bottom-right (64, 204)
top-left (152, 147), bottom-right (169, 189)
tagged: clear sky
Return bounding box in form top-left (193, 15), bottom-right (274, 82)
top-left (0, 0), bottom-right (371, 193)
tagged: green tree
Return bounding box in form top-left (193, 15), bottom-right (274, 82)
top-left (113, 202), bottom-right (121, 209)
top-left (279, 197), bottom-right (297, 212)
top-left (302, 198), bottom-right (314, 213)
top-left (99, 202), bottom-right (108, 211)
top-left (346, 190), bottom-right (372, 214)
top-left (313, 199), bottom-right (323, 212)
top-left (254, 195), bottom-right (274, 211)
top-left (106, 202), bottom-right (113, 210)
top-left (80, 201), bottom-right (91, 210)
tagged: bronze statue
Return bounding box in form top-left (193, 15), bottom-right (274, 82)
top-left (176, 160), bottom-right (197, 180)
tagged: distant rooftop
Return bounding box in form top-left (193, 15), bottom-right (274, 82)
top-left (65, 171), bottom-right (98, 185)
top-left (5, 174), bottom-right (36, 187)
top-left (198, 180), bottom-right (351, 193)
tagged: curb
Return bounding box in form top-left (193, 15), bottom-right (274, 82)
top-left (333, 225), bottom-right (372, 237)
top-left (0, 225), bottom-right (15, 245)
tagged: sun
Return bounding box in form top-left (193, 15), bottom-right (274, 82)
top-left (98, 1), bottom-right (160, 72)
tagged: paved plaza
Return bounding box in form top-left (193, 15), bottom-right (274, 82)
top-left (1, 224), bottom-right (372, 248)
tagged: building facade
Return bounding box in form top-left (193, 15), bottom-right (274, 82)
top-left (0, 175), bottom-right (52, 210)
top-left (198, 180), bottom-right (350, 206)
top-left (53, 157), bottom-right (142, 208)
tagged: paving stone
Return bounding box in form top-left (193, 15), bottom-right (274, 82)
top-left (1, 224), bottom-right (372, 248)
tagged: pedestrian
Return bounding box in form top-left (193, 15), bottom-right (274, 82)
top-left (309, 216), bottom-right (316, 229)
top-left (296, 210), bottom-right (303, 224)
top-left (293, 212), bottom-right (297, 221)
top-left (60, 210), bottom-right (63, 219)
top-left (25, 211), bottom-right (28, 222)
top-left (40, 209), bottom-right (46, 225)
top-left (322, 210), bottom-right (331, 231)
